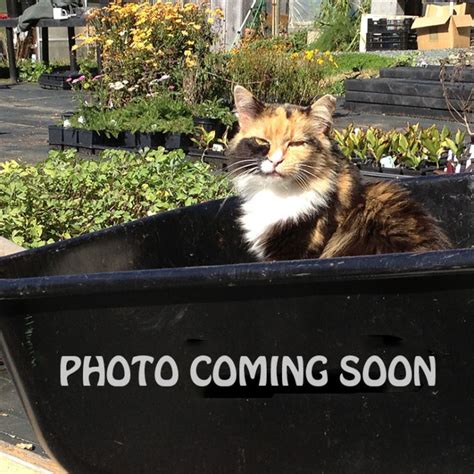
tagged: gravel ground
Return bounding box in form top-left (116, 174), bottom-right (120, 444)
top-left (363, 47), bottom-right (474, 65)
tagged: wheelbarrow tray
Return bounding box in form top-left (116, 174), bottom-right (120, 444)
top-left (0, 174), bottom-right (473, 473)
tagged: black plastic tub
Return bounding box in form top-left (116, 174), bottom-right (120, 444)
top-left (0, 174), bottom-right (472, 473)
top-left (164, 132), bottom-right (191, 151)
top-left (193, 116), bottom-right (227, 139)
top-left (47, 125), bottom-right (64, 146)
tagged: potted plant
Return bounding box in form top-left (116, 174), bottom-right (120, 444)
top-left (192, 99), bottom-right (235, 142)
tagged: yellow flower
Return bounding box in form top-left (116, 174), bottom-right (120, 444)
top-left (317, 57), bottom-right (325, 65)
top-left (185, 55), bottom-right (197, 68)
top-left (184, 49), bottom-right (191, 56)
top-left (208, 17), bottom-right (214, 24)
top-left (192, 24), bottom-right (201, 31)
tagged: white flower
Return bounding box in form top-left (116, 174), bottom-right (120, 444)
top-left (150, 75), bottom-right (170, 86)
top-left (78, 116), bottom-right (85, 125)
top-left (109, 81), bottom-right (125, 91)
top-left (63, 119), bottom-right (72, 128)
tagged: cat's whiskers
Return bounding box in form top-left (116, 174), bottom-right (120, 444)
top-left (227, 163), bottom-right (259, 178)
top-left (228, 159), bottom-right (258, 169)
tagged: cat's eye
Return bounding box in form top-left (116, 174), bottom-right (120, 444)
top-left (288, 141), bottom-right (308, 147)
top-left (254, 137), bottom-right (270, 146)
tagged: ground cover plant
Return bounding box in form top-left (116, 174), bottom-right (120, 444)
top-left (0, 148), bottom-right (231, 248)
top-left (334, 124), bottom-right (467, 169)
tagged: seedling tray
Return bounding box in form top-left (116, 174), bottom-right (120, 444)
top-left (0, 174), bottom-right (472, 473)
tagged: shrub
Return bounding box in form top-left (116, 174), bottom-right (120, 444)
top-left (76, 1), bottom-right (224, 108)
top-left (226, 43), bottom-right (336, 104)
top-left (314, 0), bottom-right (370, 52)
top-left (0, 149), bottom-right (230, 248)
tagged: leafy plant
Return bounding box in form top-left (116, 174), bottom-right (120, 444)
top-left (443, 129), bottom-right (466, 158)
top-left (333, 124), bottom-right (468, 169)
top-left (191, 127), bottom-right (216, 159)
top-left (314, 0), bottom-right (370, 52)
top-left (18, 59), bottom-right (53, 82)
top-left (0, 148), bottom-right (230, 248)
top-left (71, 94), bottom-right (196, 135)
top-left (191, 99), bottom-right (236, 127)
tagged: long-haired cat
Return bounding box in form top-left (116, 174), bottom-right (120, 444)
top-left (227, 85), bottom-right (451, 261)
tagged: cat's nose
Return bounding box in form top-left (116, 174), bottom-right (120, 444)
top-left (268, 149), bottom-right (284, 165)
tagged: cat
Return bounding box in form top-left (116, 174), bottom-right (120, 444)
top-left (227, 85), bottom-right (451, 261)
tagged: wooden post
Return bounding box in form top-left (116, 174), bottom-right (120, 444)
top-left (41, 27), bottom-right (49, 66)
top-left (5, 27), bottom-right (18, 82)
top-left (272, 0), bottom-right (280, 36)
top-left (275, 0), bottom-right (280, 36)
top-left (67, 26), bottom-right (78, 72)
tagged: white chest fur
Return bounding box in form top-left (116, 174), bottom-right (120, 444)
top-left (235, 176), bottom-right (330, 259)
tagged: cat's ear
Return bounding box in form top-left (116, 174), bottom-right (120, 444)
top-left (234, 85), bottom-right (264, 130)
top-left (310, 94), bottom-right (337, 135)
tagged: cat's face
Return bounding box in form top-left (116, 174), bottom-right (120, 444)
top-left (228, 86), bottom-right (337, 192)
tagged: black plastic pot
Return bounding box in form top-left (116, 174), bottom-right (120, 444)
top-left (400, 167), bottom-right (423, 176)
top-left (62, 128), bottom-right (79, 147)
top-left (360, 162), bottom-right (381, 173)
top-left (61, 111), bottom-right (75, 121)
top-left (0, 174), bottom-right (472, 473)
top-left (165, 132), bottom-right (191, 151)
top-left (380, 166), bottom-right (403, 176)
top-left (193, 116), bottom-right (226, 140)
top-left (123, 131), bottom-right (137, 149)
top-left (48, 125), bottom-right (64, 146)
top-left (103, 132), bottom-right (125, 148)
top-left (77, 130), bottom-right (105, 149)
top-left (137, 131), bottom-right (166, 149)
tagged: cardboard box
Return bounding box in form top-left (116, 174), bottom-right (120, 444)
top-left (412, 3), bottom-right (474, 50)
